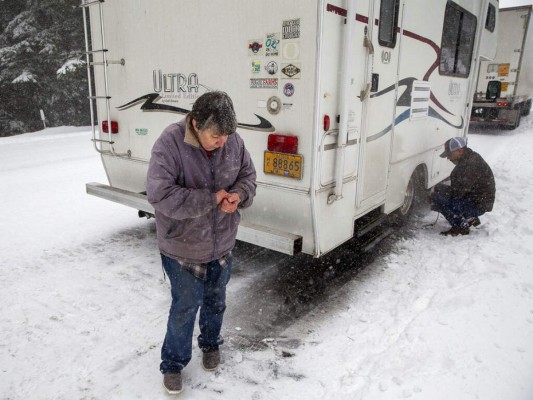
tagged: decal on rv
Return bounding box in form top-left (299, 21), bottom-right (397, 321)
top-left (250, 78), bottom-right (278, 89)
top-left (117, 93), bottom-right (275, 132)
top-left (326, 5), bottom-right (464, 136)
top-left (366, 78), bottom-right (464, 142)
top-left (251, 60), bottom-right (261, 73)
top-left (283, 83), bottom-right (295, 97)
top-left (265, 61), bottom-right (278, 75)
top-left (281, 63), bottom-right (301, 79)
top-left (248, 40), bottom-right (264, 56)
top-left (282, 18), bottom-right (300, 39)
top-left (265, 33), bottom-right (280, 56)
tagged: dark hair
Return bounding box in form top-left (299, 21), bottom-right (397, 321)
top-left (189, 91), bottom-right (237, 136)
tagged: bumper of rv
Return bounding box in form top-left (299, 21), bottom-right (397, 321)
top-left (86, 182), bottom-right (302, 256)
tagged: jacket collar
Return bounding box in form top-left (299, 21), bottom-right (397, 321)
top-left (184, 115), bottom-right (201, 149)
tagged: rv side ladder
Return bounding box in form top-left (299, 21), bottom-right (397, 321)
top-left (80, 0), bottom-right (127, 157)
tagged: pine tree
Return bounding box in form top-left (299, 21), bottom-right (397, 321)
top-left (0, 0), bottom-right (89, 135)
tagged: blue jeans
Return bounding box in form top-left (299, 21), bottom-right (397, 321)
top-left (160, 254), bottom-right (232, 374)
top-left (431, 191), bottom-right (484, 228)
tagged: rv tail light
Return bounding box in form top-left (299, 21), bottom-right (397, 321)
top-left (497, 102), bottom-right (508, 107)
top-left (102, 120), bottom-right (119, 134)
top-left (323, 115), bottom-right (331, 131)
top-left (267, 134), bottom-right (298, 154)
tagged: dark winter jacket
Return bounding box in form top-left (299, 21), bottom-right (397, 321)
top-left (146, 117), bottom-right (256, 263)
top-left (450, 147), bottom-right (495, 212)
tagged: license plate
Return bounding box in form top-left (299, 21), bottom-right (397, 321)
top-left (263, 151), bottom-right (303, 180)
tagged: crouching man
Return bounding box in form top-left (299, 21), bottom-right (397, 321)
top-left (431, 136), bottom-right (495, 236)
top-left (147, 91), bottom-right (257, 394)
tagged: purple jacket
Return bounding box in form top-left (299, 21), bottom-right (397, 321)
top-left (147, 117), bottom-right (256, 263)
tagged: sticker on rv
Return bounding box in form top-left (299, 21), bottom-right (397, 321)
top-left (135, 128), bottom-right (148, 136)
top-left (282, 103), bottom-right (294, 111)
top-left (282, 18), bottom-right (300, 39)
top-left (265, 61), bottom-right (278, 75)
top-left (282, 42), bottom-right (300, 60)
top-left (498, 64), bottom-right (510, 77)
top-left (251, 60), bottom-right (261, 73)
top-left (281, 63), bottom-right (301, 79)
top-left (248, 40), bottom-right (264, 56)
top-left (283, 83), bottom-right (295, 97)
top-left (250, 78), bottom-right (278, 89)
top-left (265, 33), bottom-right (280, 56)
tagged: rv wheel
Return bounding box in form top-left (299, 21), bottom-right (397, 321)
top-left (394, 169), bottom-right (426, 224)
top-left (399, 176), bottom-right (415, 217)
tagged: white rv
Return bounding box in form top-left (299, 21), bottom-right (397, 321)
top-left (471, 5), bottom-right (532, 129)
top-left (83, 0), bottom-right (497, 257)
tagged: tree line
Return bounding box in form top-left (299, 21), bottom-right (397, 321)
top-left (0, 0), bottom-right (90, 136)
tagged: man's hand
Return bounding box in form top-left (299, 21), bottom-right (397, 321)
top-left (219, 192), bottom-right (241, 214)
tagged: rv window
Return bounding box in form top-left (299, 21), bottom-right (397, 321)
top-left (378, 0), bottom-right (400, 48)
top-left (439, 2), bottom-right (477, 77)
top-left (485, 3), bottom-right (496, 32)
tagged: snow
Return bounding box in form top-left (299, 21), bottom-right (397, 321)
top-left (11, 70), bottom-right (36, 84)
top-left (57, 58), bottom-right (85, 76)
top-left (1, 117), bottom-right (533, 399)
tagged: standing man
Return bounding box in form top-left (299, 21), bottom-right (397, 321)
top-left (430, 136), bottom-right (495, 236)
top-left (147, 91), bottom-right (256, 394)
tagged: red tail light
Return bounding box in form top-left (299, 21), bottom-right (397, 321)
top-left (497, 102), bottom-right (508, 107)
top-left (102, 120), bottom-right (119, 134)
top-left (267, 134), bottom-right (298, 154)
top-left (323, 115), bottom-right (331, 131)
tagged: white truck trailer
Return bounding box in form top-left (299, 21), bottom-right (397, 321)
top-left (471, 5), bottom-right (532, 129)
top-left (83, 0), bottom-right (497, 257)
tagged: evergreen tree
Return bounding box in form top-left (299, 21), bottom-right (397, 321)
top-left (0, 0), bottom-right (89, 135)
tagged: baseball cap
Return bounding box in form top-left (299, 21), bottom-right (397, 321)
top-left (440, 136), bottom-right (466, 158)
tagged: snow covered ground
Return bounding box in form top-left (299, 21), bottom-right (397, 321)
top-left (1, 116), bottom-right (533, 400)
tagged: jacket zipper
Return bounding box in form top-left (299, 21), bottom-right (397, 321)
top-left (209, 154), bottom-right (217, 261)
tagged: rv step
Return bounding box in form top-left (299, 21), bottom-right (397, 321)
top-left (358, 227), bottom-right (394, 253)
top-left (85, 182), bottom-right (302, 256)
top-left (355, 210), bottom-right (388, 238)
top-left (89, 95), bottom-right (111, 100)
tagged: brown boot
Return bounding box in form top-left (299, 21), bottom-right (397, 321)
top-left (163, 372), bottom-right (183, 394)
top-left (202, 349), bottom-right (220, 371)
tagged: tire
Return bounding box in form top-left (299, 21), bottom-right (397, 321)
top-left (506, 111), bottom-right (521, 130)
top-left (521, 100), bottom-right (531, 117)
top-left (393, 168), bottom-right (427, 224)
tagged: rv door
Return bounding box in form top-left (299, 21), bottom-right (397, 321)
top-left (357, 0), bottom-right (403, 209)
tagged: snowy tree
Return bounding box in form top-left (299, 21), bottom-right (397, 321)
top-left (0, 0), bottom-right (90, 135)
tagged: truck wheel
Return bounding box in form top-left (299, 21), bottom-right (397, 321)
top-left (510, 112), bottom-right (521, 129)
top-left (504, 109), bottom-right (521, 130)
top-left (521, 100), bottom-right (531, 117)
